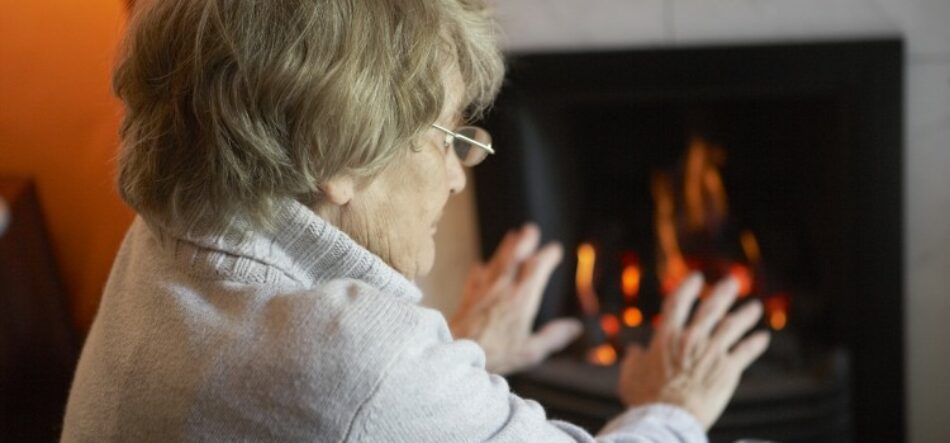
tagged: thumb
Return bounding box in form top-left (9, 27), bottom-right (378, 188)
top-left (523, 318), bottom-right (583, 365)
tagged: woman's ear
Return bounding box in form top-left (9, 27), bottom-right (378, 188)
top-left (320, 174), bottom-right (357, 206)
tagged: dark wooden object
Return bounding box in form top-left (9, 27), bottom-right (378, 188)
top-left (0, 177), bottom-right (80, 442)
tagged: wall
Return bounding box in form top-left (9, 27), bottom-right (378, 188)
top-left (419, 1), bottom-right (948, 441)
top-left (0, 1), bottom-right (132, 331)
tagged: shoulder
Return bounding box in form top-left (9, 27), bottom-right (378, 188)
top-left (249, 277), bottom-right (456, 394)
top-left (174, 278), bottom-right (457, 440)
top-left (266, 278), bottom-right (448, 350)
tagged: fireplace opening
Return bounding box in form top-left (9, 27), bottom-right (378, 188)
top-left (475, 40), bottom-right (903, 443)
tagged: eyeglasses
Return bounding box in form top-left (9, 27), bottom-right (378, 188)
top-left (431, 124), bottom-right (494, 167)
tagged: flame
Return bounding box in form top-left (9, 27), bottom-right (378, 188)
top-left (652, 173), bottom-right (690, 295)
top-left (575, 243), bottom-right (600, 315)
top-left (765, 293), bottom-right (790, 331)
top-left (770, 311), bottom-right (788, 330)
top-left (621, 264), bottom-right (641, 302)
top-left (684, 137), bottom-right (729, 232)
top-left (600, 314), bottom-right (620, 338)
top-left (587, 343), bottom-right (617, 366)
top-left (740, 230), bottom-right (761, 264)
top-left (623, 307), bottom-right (643, 327)
top-left (728, 263), bottom-right (753, 298)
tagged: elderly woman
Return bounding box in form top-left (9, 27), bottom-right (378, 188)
top-left (62, 0), bottom-right (770, 441)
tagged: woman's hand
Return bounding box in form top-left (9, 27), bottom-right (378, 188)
top-left (618, 274), bottom-right (770, 430)
top-left (449, 224), bottom-right (583, 375)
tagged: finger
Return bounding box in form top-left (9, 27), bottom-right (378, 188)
top-left (514, 242), bottom-right (563, 321)
top-left (486, 224), bottom-right (541, 284)
top-left (522, 318), bottom-right (583, 365)
top-left (511, 223), bottom-right (541, 263)
top-left (728, 330), bottom-right (771, 371)
top-left (463, 262), bottom-right (485, 291)
top-left (709, 300), bottom-right (763, 353)
top-left (687, 277), bottom-right (740, 338)
top-left (462, 263), bottom-right (498, 309)
top-left (694, 302), bottom-right (761, 375)
top-left (661, 273), bottom-right (704, 332)
top-left (676, 330), bottom-right (708, 371)
top-left (484, 229), bottom-right (518, 277)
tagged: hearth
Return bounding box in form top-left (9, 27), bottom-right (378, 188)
top-left (475, 40), bottom-right (903, 442)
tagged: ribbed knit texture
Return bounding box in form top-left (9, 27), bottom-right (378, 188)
top-left (61, 199), bottom-right (706, 442)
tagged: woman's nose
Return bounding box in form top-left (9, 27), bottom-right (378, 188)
top-left (446, 148), bottom-right (467, 194)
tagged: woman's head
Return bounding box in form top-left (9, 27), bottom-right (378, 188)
top-left (115, 0), bottom-right (503, 277)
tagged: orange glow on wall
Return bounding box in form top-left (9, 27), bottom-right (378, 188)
top-left (0, 1), bottom-right (133, 332)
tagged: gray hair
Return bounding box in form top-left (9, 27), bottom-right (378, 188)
top-left (114, 0), bottom-right (504, 232)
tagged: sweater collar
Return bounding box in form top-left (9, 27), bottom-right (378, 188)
top-left (161, 199), bottom-right (423, 304)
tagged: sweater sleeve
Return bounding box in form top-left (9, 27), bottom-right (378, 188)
top-left (345, 304), bottom-right (706, 443)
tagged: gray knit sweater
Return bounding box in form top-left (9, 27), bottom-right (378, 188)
top-left (61, 199), bottom-right (706, 442)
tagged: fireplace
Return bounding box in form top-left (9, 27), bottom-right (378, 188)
top-left (475, 40), bottom-right (903, 442)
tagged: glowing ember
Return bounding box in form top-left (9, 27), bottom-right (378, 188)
top-left (587, 343), bottom-right (617, 366)
top-left (575, 243), bottom-right (600, 315)
top-left (623, 307), bottom-right (643, 327)
top-left (728, 263), bottom-right (753, 297)
top-left (600, 314), bottom-right (621, 338)
top-left (765, 293), bottom-right (790, 331)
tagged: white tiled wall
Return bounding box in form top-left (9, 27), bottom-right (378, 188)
top-left (420, 1), bottom-right (949, 441)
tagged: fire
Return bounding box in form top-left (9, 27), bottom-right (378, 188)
top-left (728, 263), bottom-right (753, 297)
top-left (683, 137), bottom-right (729, 232)
top-left (740, 230), bottom-right (761, 264)
top-left (652, 173), bottom-right (691, 295)
top-left (622, 307), bottom-right (643, 327)
top-left (621, 264), bottom-right (641, 301)
top-left (575, 243), bottom-right (600, 315)
top-left (770, 311), bottom-right (787, 330)
top-left (765, 293), bottom-right (790, 331)
top-left (600, 314), bottom-right (620, 338)
top-left (587, 343), bottom-right (617, 366)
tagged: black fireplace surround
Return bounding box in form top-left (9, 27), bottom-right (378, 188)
top-left (474, 40), bottom-right (903, 442)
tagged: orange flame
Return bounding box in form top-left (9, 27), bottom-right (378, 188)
top-left (765, 293), bottom-right (790, 331)
top-left (621, 264), bottom-right (641, 302)
top-left (652, 173), bottom-right (690, 295)
top-left (575, 243), bottom-right (599, 315)
top-left (684, 137), bottom-right (729, 232)
top-left (740, 230), bottom-right (761, 264)
top-left (728, 263), bottom-right (753, 298)
top-left (587, 343), bottom-right (617, 366)
top-left (654, 137), bottom-right (758, 299)
top-left (600, 313), bottom-right (620, 338)
top-left (623, 307), bottom-right (643, 327)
